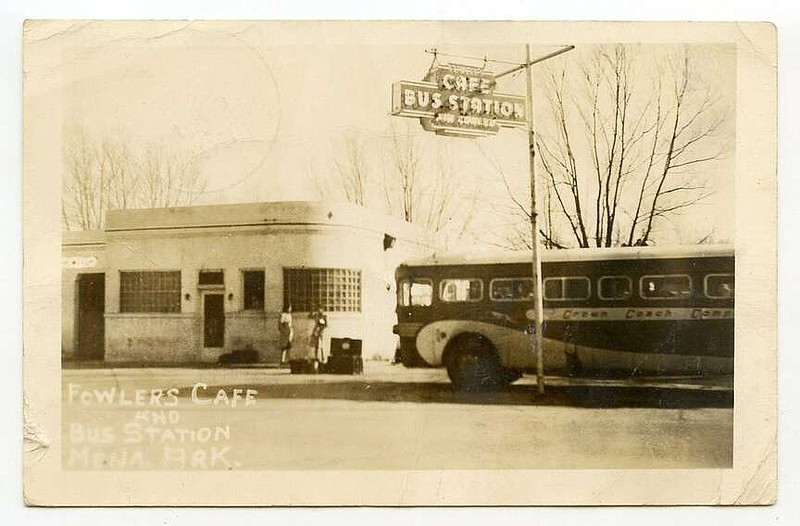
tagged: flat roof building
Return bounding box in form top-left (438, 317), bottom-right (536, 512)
top-left (62, 201), bottom-right (433, 365)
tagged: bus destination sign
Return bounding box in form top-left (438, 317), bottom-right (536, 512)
top-left (391, 63), bottom-right (527, 138)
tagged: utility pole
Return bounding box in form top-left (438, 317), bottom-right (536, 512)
top-left (497, 44), bottom-right (574, 395)
top-left (525, 44), bottom-right (547, 395)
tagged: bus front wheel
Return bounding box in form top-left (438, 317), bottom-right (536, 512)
top-left (445, 335), bottom-right (511, 391)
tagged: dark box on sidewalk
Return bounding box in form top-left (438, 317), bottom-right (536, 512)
top-left (327, 355), bottom-right (363, 375)
top-left (329, 337), bottom-right (362, 357)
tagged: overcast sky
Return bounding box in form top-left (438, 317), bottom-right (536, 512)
top-left (26, 21), bottom-right (735, 248)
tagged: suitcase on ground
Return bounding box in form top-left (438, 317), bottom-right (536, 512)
top-left (327, 355), bottom-right (363, 375)
top-left (329, 338), bottom-right (363, 358)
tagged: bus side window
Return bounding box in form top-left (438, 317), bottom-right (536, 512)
top-left (598, 276), bottom-right (632, 300)
top-left (490, 278), bottom-right (534, 301)
top-left (492, 281), bottom-right (513, 300)
top-left (543, 278), bottom-right (562, 300)
top-left (544, 277), bottom-right (590, 301)
top-left (705, 274), bottom-right (734, 299)
top-left (467, 279), bottom-right (482, 301)
top-left (564, 277), bottom-right (590, 299)
top-left (640, 275), bottom-right (692, 299)
top-left (439, 278), bottom-right (483, 302)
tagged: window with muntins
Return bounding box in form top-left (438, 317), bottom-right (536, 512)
top-left (120, 271), bottom-right (181, 313)
top-left (283, 268), bottom-right (362, 312)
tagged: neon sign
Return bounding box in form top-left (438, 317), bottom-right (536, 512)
top-left (391, 63), bottom-right (526, 138)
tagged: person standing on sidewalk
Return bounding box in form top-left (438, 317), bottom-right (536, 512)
top-left (309, 304), bottom-right (328, 363)
top-left (278, 304), bottom-right (294, 366)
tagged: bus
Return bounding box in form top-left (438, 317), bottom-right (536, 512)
top-left (394, 245), bottom-right (734, 390)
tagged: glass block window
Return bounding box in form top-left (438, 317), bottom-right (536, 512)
top-left (243, 270), bottom-right (265, 310)
top-left (283, 268), bottom-right (362, 312)
top-left (120, 271), bottom-right (181, 313)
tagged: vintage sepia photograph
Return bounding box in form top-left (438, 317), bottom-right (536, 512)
top-left (22, 20), bottom-right (777, 506)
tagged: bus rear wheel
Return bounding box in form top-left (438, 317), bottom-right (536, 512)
top-left (445, 335), bottom-right (512, 391)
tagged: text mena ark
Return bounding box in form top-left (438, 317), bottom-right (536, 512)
top-left (391, 63), bottom-right (527, 137)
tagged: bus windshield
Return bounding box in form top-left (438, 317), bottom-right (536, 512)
top-left (398, 279), bottom-right (433, 307)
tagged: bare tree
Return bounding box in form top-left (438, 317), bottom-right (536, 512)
top-left (315, 121), bottom-right (477, 248)
top-left (138, 144), bottom-right (203, 209)
top-left (632, 52), bottom-right (725, 246)
top-left (476, 142), bottom-right (566, 251)
top-left (63, 127), bottom-right (102, 230)
top-left (331, 134), bottom-right (368, 206)
top-left (389, 122), bottom-right (421, 223)
top-left (423, 146), bottom-right (480, 244)
top-left (518, 45), bottom-right (729, 249)
top-left (62, 126), bottom-right (205, 230)
top-left (384, 124), bottom-right (480, 247)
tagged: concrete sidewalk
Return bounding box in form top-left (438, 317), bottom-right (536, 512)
top-left (63, 361), bottom-right (732, 409)
top-left (63, 359), bottom-right (733, 388)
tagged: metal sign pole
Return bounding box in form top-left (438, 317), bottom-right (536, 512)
top-left (524, 44), bottom-right (547, 395)
top-left (495, 44), bottom-right (574, 395)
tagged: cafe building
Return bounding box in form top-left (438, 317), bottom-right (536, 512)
top-left (61, 201), bottom-right (432, 364)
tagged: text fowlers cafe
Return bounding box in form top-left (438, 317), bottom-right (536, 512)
top-left (391, 63), bottom-right (527, 138)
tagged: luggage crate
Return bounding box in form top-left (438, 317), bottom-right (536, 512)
top-left (326, 355), bottom-right (364, 375)
top-left (330, 337), bottom-right (363, 358)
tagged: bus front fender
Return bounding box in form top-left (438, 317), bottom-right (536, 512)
top-left (415, 320), bottom-right (533, 369)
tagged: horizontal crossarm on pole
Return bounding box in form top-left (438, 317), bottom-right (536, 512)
top-left (495, 45), bottom-right (576, 79)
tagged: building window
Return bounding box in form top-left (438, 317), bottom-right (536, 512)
top-left (439, 278), bottom-right (483, 302)
top-left (543, 277), bottom-right (591, 301)
top-left (198, 270), bottom-right (224, 286)
top-left (490, 278), bottom-right (534, 301)
top-left (598, 276), bottom-right (632, 300)
top-left (640, 274), bottom-right (693, 299)
top-left (243, 270), bottom-right (265, 310)
top-left (283, 268), bottom-right (362, 312)
top-left (704, 273), bottom-right (734, 299)
top-left (120, 271), bottom-right (181, 313)
top-left (398, 279), bottom-right (433, 307)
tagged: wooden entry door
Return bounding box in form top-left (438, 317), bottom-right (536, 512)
top-left (203, 293), bottom-right (225, 348)
top-left (77, 273), bottom-right (105, 360)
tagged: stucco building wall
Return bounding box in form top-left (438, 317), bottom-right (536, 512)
top-left (62, 201), bottom-right (433, 364)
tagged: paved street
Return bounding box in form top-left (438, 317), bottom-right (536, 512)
top-left (62, 362), bottom-right (733, 470)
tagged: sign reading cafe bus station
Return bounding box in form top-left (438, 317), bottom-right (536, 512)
top-left (391, 63), bottom-right (527, 138)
